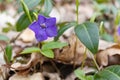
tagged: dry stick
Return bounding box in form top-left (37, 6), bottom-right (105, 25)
top-left (10, 30), bottom-right (24, 43)
top-left (73, 37), bottom-right (77, 68)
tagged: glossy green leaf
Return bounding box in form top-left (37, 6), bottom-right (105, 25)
top-left (41, 49), bottom-right (54, 58)
top-left (16, 12), bottom-right (34, 31)
top-left (75, 22), bottom-right (99, 54)
top-left (94, 65), bottom-right (120, 80)
top-left (74, 69), bottom-right (86, 80)
top-left (21, 47), bottom-right (41, 54)
top-left (42, 41), bottom-right (68, 50)
top-left (17, 0), bottom-right (41, 12)
top-left (44, 0), bottom-right (53, 15)
top-left (0, 34), bottom-right (9, 41)
top-left (54, 22), bottom-right (77, 41)
top-left (5, 44), bottom-right (12, 63)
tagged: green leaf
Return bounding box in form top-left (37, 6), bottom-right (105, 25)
top-left (0, 34), bottom-right (9, 41)
top-left (54, 22), bottom-right (77, 41)
top-left (20, 0), bottom-right (32, 22)
top-left (94, 65), bottom-right (120, 80)
top-left (95, 0), bottom-right (109, 3)
top-left (41, 49), bottom-right (54, 58)
top-left (115, 10), bottom-right (120, 25)
top-left (21, 47), bottom-right (41, 54)
top-left (101, 33), bottom-right (114, 42)
top-left (75, 22), bottom-right (99, 54)
top-left (17, 0), bottom-right (41, 12)
top-left (16, 12), bottom-right (34, 31)
top-left (42, 41), bottom-right (68, 50)
top-left (5, 44), bottom-right (12, 63)
top-left (74, 69), bottom-right (86, 80)
top-left (86, 76), bottom-right (94, 80)
top-left (44, 0), bottom-right (53, 15)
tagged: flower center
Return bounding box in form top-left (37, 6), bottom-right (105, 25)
top-left (40, 23), bottom-right (46, 28)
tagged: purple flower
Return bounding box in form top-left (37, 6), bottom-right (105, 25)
top-left (118, 26), bottom-right (120, 35)
top-left (29, 14), bottom-right (57, 42)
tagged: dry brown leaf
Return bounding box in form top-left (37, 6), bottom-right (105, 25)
top-left (11, 53), bottom-right (41, 71)
top-left (9, 72), bottom-right (44, 80)
top-left (96, 44), bottom-right (120, 67)
top-left (54, 34), bottom-right (85, 65)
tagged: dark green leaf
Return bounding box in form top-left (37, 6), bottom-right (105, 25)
top-left (94, 65), bottom-right (120, 80)
top-left (41, 49), bottom-right (54, 58)
top-left (75, 22), bottom-right (99, 54)
top-left (44, 0), bottom-right (53, 15)
top-left (21, 47), bottom-right (41, 54)
top-left (0, 34), bottom-right (9, 41)
top-left (54, 22), bottom-right (77, 41)
top-left (5, 44), bottom-right (12, 63)
top-left (42, 41), bottom-right (68, 50)
top-left (16, 12), bottom-right (34, 31)
top-left (74, 69), bottom-right (86, 80)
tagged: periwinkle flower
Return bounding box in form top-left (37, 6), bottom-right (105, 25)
top-left (29, 14), bottom-right (57, 42)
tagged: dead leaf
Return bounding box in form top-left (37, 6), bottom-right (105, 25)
top-left (54, 34), bottom-right (85, 65)
top-left (96, 44), bottom-right (120, 67)
top-left (9, 72), bottom-right (44, 80)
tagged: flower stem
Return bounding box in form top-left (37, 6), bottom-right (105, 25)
top-left (76, 0), bottom-right (79, 24)
top-left (81, 48), bottom-right (87, 69)
top-left (89, 52), bottom-right (100, 71)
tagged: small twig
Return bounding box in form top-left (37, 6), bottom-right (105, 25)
top-left (10, 30), bottom-right (24, 43)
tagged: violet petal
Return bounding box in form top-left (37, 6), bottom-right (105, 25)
top-left (45, 18), bottom-right (56, 27)
top-left (35, 29), bottom-right (48, 41)
top-left (46, 26), bottom-right (57, 37)
top-left (38, 14), bottom-right (46, 24)
top-left (29, 21), bottom-right (41, 33)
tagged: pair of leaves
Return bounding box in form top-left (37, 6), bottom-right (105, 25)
top-left (21, 41), bottom-right (68, 58)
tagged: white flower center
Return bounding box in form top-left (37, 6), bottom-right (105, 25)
top-left (40, 23), bottom-right (46, 28)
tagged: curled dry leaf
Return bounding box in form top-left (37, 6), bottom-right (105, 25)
top-left (11, 53), bottom-right (41, 71)
top-left (9, 72), bottom-right (44, 80)
top-left (54, 34), bottom-right (85, 65)
top-left (96, 43), bottom-right (120, 67)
